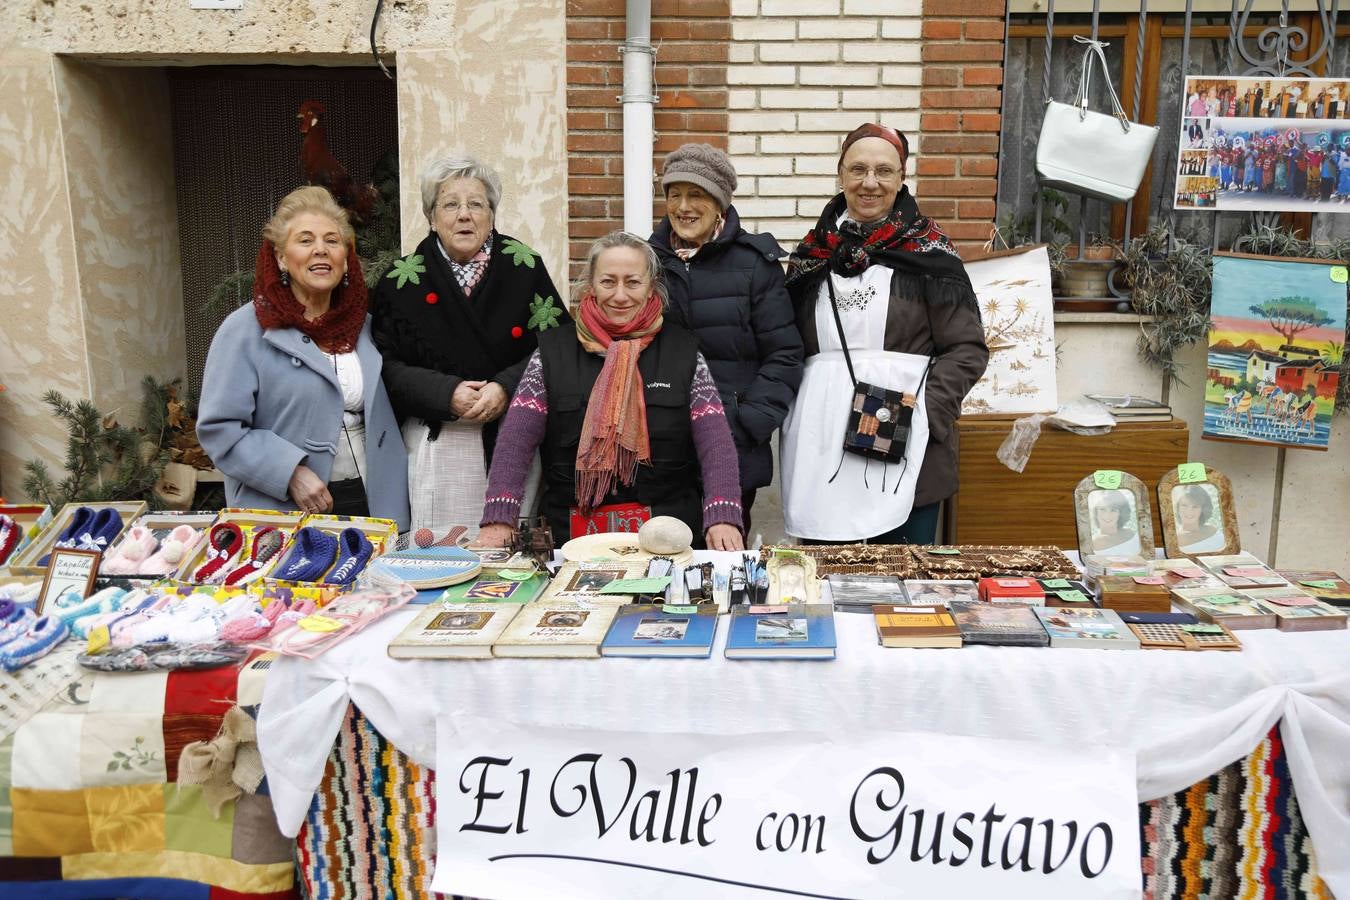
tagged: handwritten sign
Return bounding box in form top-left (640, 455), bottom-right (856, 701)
top-left (38, 548), bottom-right (100, 615)
top-left (1176, 463), bottom-right (1207, 484)
top-left (1055, 590), bottom-right (1093, 604)
top-left (433, 717), bottom-right (1140, 899)
top-left (1092, 470), bottom-right (1123, 490)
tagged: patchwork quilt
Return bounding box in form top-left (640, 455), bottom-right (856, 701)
top-left (0, 649), bottom-right (295, 898)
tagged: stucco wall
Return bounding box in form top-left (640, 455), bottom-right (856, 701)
top-left (0, 0), bottom-right (568, 499)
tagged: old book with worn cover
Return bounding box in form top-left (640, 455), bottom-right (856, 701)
top-left (1170, 587), bottom-right (1278, 630)
top-left (827, 574), bottom-right (903, 611)
top-left (388, 602), bottom-right (523, 659)
top-left (949, 601), bottom-right (1049, 647)
top-left (724, 604), bottom-right (836, 659)
top-left (600, 605), bottom-right (718, 658)
top-left (491, 600), bottom-right (621, 658)
top-left (1033, 606), bottom-right (1140, 650)
top-left (902, 579), bottom-right (979, 607)
top-left (872, 605), bottom-right (962, 649)
top-left (540, 560), bottom-right (650, 604)
top-left (437, 573), bottom-right (548, 605)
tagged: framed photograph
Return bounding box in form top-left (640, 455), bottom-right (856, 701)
top-left (37, 548), bottom-right (101, 616)
top-left (1173, 75), bottom-right (1350, 214)
top-left (1203, 253), bottom-right (1344, 451)
top-left (1074, 472), bottom-right (1156, 560)
top-left (1157, 465), bottom-right (1242, 559)
top-left (959, 244), bottom-right (1058, 416)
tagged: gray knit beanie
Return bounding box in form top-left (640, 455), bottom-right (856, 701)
top-left (661, 143), bottom-right (738, 210)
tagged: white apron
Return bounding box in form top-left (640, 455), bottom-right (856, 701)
top-left (780, 267), bottom-right (931, 541)
top-left (403, 419), bottom-right (540, 540)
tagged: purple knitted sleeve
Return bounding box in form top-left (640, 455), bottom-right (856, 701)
top-left (689, 353), bottom-right (744, 532)
top-left (481, 350), bottom-right (547, 527)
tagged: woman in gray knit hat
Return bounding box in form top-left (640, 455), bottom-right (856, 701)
top-left (648, 143), bottom-right (804, 537)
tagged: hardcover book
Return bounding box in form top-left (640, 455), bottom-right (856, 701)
top-left (1033, 607), bottom-right (1140, 650)
top-left (1246, 593), bottom-right (1349, 632)
top-left (599, 605), bottom-right (718, 658)
top-left (949, 601), bottom-right (1049, 647)
top-left (827, 574), bottom-right (904, 611)
top-left (872, 605), bottom-right (962, 649)
top-left (541, 561), bottom-right (650, 603)
top-left (1213, 564), bottom-right (1291, 590)
top-left (388, 602), bottom-right (523, 659)
top-left (902, 579), bottom-right (979, 607)
top-left (724, 604), bottom-right (836, 660)
top-left (1170, 587), bottom-right (1278, 630)
top-left (978, 577), bottom-right (1045, 605)
top-left (490, 600), bottom-right (621, 658)
top-left (437, 573), bottom-right (548, 605)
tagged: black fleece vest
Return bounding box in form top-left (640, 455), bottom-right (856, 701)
top-left (537, 326), bottom-right (702, 540)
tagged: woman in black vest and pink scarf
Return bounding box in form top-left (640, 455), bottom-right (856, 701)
top-left (475, 231), bottom-right (745, 551)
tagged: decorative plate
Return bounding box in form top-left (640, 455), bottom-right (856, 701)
top-left (366, 545), bottom-right (482, 588)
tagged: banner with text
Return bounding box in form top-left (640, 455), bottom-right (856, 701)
top-left (432, 716), bottom-right (1140, 899)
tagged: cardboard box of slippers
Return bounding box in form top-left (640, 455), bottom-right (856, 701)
top-left (99, 510), bottom-right (217, 579)
top-left (263, 513), bottom-right (397, 586)
top-left (173, 508), bottom-right (304, 584)
top-left (6, 501), bottom-right (147, 576)
top-left (0, 503), bottom-right (53, 570)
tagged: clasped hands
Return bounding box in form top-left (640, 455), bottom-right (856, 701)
top-left (452, 380), bottom-right (508, 423)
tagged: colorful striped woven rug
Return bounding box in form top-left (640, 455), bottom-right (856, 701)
top-left (298, 705), bottom-right (1333, 899)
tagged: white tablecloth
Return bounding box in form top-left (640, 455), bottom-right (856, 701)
top-left (258, 559), bottom-right (1350, 895)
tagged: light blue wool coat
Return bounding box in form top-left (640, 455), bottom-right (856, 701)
top-left (196, 306), bottom-right (410, 529)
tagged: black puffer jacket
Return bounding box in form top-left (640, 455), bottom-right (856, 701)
top-left (650, 207), bottom-right (804, 490)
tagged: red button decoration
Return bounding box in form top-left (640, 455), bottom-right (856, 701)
top-left (511, 326), bottom-right (524, 339)
top-left (425, 292), bottom-right (439, 305)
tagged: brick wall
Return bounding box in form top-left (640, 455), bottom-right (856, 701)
top-left (916, 0), bottom-right (1006, 254)
top-left (725, 0), bottom-right (923, 249)
top-left (566, 0), bottom-right (730, 281)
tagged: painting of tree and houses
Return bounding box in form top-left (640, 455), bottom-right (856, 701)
top-left (1204, 253), bottom-right (1347, 451)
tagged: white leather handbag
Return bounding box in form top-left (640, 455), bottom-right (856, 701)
top-left (1036, 36), bottom-right (1159, 203)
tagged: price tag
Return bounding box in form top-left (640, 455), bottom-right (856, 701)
top-left (928, 548), bottom-right (962, 556)
top-left (1200, 594), bottom-right (1242, 605)
top-left (297, 614), bottom-right (343, 633)
top-left (1330, 266), bottom-right (1348, 284)
top-left (1132, 576), bottom-right (1167, 586)
top-left (1300, 579), bottom-right (1340, 590)
top-left (1177, 462), bottom-right (1207, 484)
top-left (1042, 578), bottom-right (1072, 589)
top-left (497, 569), bottom-right (536, 581)
top-left (1266, 595), bottom-right (1317, 607)
top-left (1093, 469), bottom-right (1123, 490)
top-left (600, 577), bottom-right (672, 594)
top-left (1181, 623), bottom-right (1225, 634)
top-left (1055, 589), bottom-right (1092, 603)
top-left (1172, 568), bottom-right (1205, 579)
top-left (662, 604), bottom-right (698, 614)
top-left (85, 625), bottom-right (110, 655)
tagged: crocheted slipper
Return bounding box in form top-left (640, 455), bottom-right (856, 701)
top-left (124, 594), bottom-right (220, 646)
top-left (100, 526), bottom-right (159, 575)
top-left (76, 508), bottom-right (124, 555)
top-left (274, 527), bottom-right (339, 582)
top-left (222, 526), bottom-right (286, 587)
top-left (39, 506), bottom-right (93, 566)
top-left (109, 594), bottom-right (178, 647)
top-left (324, 528), bottom-right (374, 586)
top-left (141, 525), bottom-right (203, 576)
top-left (0, 582), bottom-right (41, 606)
top-left (0, 615), bottom-right (69, 671)
top-left (0, 600), bottom-right (17, 624)
top-left (0, 515), bottom-right (20, 566)
top-left (219, 597), bottom-right (287, 642)
top-left (192, 523), bottom-right (245, 584)
top-left (55, 586), bottom-right (128, 629)
top-left (166, 595), bottom-right (257, 644)
top-left (80, 589), bottom-right (156, 640)
top-left (0, 609), bottom-right (37, 648)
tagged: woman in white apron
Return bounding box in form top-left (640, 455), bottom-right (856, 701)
top-left (780, 123), bottom-right (989, 544)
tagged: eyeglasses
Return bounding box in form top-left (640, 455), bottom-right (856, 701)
top-left (440, 199), bottom-right (490, 216)
top-left (842, 164), bottom-right (902, 183)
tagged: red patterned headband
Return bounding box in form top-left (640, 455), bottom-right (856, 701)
top-left (839, 123), bottom-right (909, 166)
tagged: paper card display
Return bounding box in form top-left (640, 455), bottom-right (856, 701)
top-left (960, 245), bottom-right (1058, 416)
top-left (1202, 254), bottom-right (1344, 452)
top-left (433, 716), bottom-right (1141, 900)
top-left (1173, 75), bottom-right (1350, 214)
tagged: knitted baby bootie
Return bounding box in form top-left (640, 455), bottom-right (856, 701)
top-left (192, 523), bottom-right (245, 584)
top-left (223, 527), bottom-right (286, 587)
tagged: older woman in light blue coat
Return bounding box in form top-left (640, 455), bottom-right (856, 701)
top-left (197, 187), bottom-right (410, 529)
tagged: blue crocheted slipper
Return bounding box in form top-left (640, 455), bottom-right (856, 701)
top-left (324, 528), bottom-right (375, 586)
top-left (39, 506), bottom-right (93, 566)
top-left (275, 527), bottom-right (339, 582)
top-left (1, 615), bottom-right (69, 671)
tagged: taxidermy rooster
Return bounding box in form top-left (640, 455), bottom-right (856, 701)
top-left (297, 99), bottom-right (378, 224)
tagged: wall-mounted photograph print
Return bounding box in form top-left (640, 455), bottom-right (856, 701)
top-left (1203, 253), bottom-right (1345, 451)
top-left (1174, 75), bottom-right (1350, 214)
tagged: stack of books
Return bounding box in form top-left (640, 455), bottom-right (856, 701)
top-left (1085, 393), bottom-right (1173, 423)
top-left (978, 577), bottom-right (1045, 606)
top-left (1171, 587), bottom-right (1278, 629)
top-left (1276, 571), bottom-right (1350, 608)
top-left (1240, 586), bottom-right (1348, 632)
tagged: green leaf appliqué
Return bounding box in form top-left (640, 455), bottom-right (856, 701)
top-left (526, 294), bottom-right (563, 331)
top-left (501, 238), bottom-right (538, 269)
top-left (386, 253), bottom-right (426, 289)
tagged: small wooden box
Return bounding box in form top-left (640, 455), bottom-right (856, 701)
top-left (1098, 575), bottom-right (1172, 614)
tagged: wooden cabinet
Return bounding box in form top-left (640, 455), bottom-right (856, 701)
top-left (948, 418), bottom-right (1189, 548)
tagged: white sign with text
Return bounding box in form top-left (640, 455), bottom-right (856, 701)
top-left (432, 716), bottom-right (1141, 899)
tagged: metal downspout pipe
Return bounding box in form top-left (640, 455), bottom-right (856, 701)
top-left (621, 0), bottom-right (657, 235)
